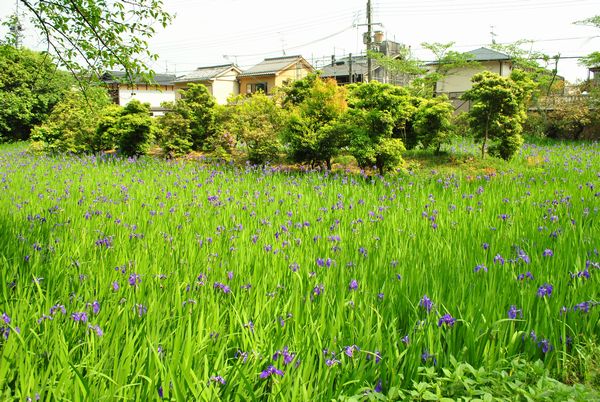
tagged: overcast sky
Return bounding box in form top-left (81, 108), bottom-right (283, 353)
top-left (1, 0), bottom-right (598, 82)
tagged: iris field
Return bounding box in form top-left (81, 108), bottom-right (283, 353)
top-left (0, 141), bottom-right (599, 400)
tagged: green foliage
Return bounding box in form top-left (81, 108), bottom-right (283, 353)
top-left (545, 99), bottom-right (592, 140)
top-left (342, 81), bottom-right (415, 173)
top-left (283, 78), bottom-right (347, 169)
top-left (115, 101), bottom-right (155, 156)
top-left (355, 358), bottom-right (600, 401)
top-left (30, 86), bottom-right (112, 153)
top-left (163, 84), bottom-right (219, 151)
top-left (575, 16), bottom-right (600, 68)
top-left (279, 72), bottom-right (321, 108)
top-left (157, 111), bottom-right (193, 158)
top-left (462, 71), bottom-right (533, 159)
top-left (413, 96), bottom-right (455, 152)
top-left (225, 93), bottom-right (283, 164)
top-left (95, 100), bottom-right (155, 156)
top-left (0, 45), bottom-right (72, 142)
top-left (14, 0), bottom-right (172, 79)
top-left (370, 42), bottom-right (480, 98)
top-left (93, 104), bottom-right (123, 152)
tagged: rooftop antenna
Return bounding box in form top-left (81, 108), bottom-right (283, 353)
top-left (278, 32), bottom-right (287, 56)
top-left (490, 25), bottom-right (497, 45)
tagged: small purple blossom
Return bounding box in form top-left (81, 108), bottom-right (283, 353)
top-left (437, 314), bottom-right (456, 328)
top-left (543, 249), bottom-right (554, 257)
top-left (259, 365), bottom-right (284, 379)
top-left (1, 313), bottom-right (10, 325)
top-left (209, 375), bottom-right (226, 385)
top-left (538, 339), bottom-right (553, 354)
top-left (128, 273), bottom-right (141, 287)
top-left (474, 264), bottom-right (487, 273)
top-left (71, 312), bottom-right (88, 323)
top-left (344, 344), bottom-right (360, 357)
top-left (134, 304), bottom-right (147, 317)
top-left (349, 279), bottom-right (358, 291)
top-left (88, 324), bottom-right (104, 337)
top-left (508, 305), bottom-right (522, 319)
top-left (537, 283), bottom-right (553, 298)
top-left (419, 295), bottom-right (433, 313)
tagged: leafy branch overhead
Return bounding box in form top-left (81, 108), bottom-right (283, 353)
top-left (17, 0), bottom-right (173, 80)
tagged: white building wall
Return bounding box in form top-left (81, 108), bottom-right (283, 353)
top-left (118, 88), bottom-right (176, 109)
top-left (212, 70), bottom-right (240, 104)
top-left (433, 61), bottom-right (513, 94)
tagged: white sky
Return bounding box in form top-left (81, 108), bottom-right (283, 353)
top-left (1, 0), bottom-right (598, 83)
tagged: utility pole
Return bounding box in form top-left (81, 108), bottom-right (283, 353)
top-left (366, 0), bottom-right (372, 82)
top-left (11, 0), bottom-right (24, 49)
top-left (348, 53), bottom-right (353, 84)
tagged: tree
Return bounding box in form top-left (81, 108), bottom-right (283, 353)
top-left (282, 78), bottom-right (347, 169)
top-left (413, 96), bottom-right (455, 152)
top-left (225, 93), bottom-right (284, 165)
top-left (30, 86), bottom-right (112, 153)
top-left (575, 16), bottom-right (600, 68)
top-left (96, 100), bottom-right (156, 156)
top-left (343, 81), bottom-right (415, 173)
top-left (161, 84), bottom-right (220, 151)
top-left (8, 0), bottom-right (172, 80)
top-left (0, 45), bottom-right (72, 142)
top-left (279, 73), bottom-right (321, 109)
top-left (369, 42), bottom-right (479, 98)
top-left (461, 71), bottom-right (533, 160)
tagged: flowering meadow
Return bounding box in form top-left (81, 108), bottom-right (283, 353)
top-left (0, 142), bottom-right (599, 400)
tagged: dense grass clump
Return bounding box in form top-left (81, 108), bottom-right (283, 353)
top-left (0, 142), bottom-right (599, 400)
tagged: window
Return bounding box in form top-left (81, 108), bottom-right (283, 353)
top-left (246, 82), bottom-right (268, 94)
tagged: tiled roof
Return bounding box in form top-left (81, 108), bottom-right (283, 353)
top-left (239, 55), bottom-right (314, 77)
top-left (320, 56), bottom-right (369, 77)
top-left (425, 47), bottom-right (511, 66)
top-left (464, 47), bottom-right (511, 61)
top-left (175, 64), bottom-right (240, 83)
top-left (101, 71), bottom-right (176, 85)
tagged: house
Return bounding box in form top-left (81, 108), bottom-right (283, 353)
top-left (238, 55), bottom-right (315, 95)
top-left (320, 41), bottom-right (411, 86)
top-left (100, 71), bottom-right (177, 116)
top-left (175, 64), bottom-right (242, 104)
top-left (427, 47), bottom-right (513, 98)
top-left (589, 66), bottom-right (600, 86)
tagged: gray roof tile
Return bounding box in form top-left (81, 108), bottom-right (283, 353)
top-left (175, 64), bottom-right (240, 83)
top-left (239, 55), bottom-right (313, 77)
top-left (101, 71), bottom-right (176, 85)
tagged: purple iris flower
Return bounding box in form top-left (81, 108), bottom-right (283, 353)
top-left (537, 284), bottom-right (553, 298)
top-left (508, 305), bottom-right (522, 319)
top-left (474, 264), bottom-right (487, 273)
top-left (538, 339), bottom-right (552, 354)
top-left (349, 279), bottom-right (358, 291)
top-left (543, 249), bottom-right (554, 257)
top-left (259, 365), bottom-right (284, 379)
top-left (1, 313), bottom-right (10, 325)
top-left (437, 314), bottom-right (456, 327)
top-left (209, 375), bottom-right (226, 385)
top-left (71, 312), bottom-right (88, 323)
top-left (419, 295), bottom-right (433, 313)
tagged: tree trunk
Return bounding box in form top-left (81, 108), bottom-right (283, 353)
top-left (326, 159), bottom-right (331, 171)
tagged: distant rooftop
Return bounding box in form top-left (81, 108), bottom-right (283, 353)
top-left (426, 47), bottom-right (511, 65)
top-left (239, 55), bottom-right (314, 77)
top-left (175, 64), bottom-right (240, 83)
top-left (101, 71), bottom-right (176, 85)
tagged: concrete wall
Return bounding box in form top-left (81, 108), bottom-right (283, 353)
top-left (275, 62), bottom-right (312, 86)
top-left (212, 70), bottom-right (240, 104)
top-left (433, 61), bottom-right (513, 94)
top-left (239, 76), bottom-right (277, 95)
top-left (117, 85), bottom-right (176, 111)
